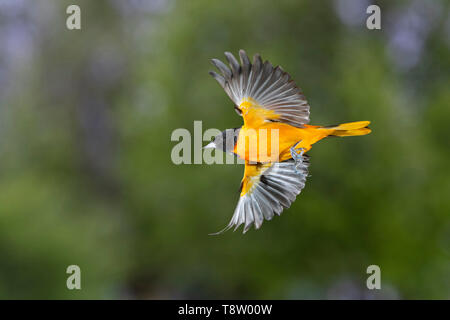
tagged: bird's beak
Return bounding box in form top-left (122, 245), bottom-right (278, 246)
top-left (203, 141), bottom-right (216, 149)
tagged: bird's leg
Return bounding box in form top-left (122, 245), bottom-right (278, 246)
top-left (290, 141), bottom-right (305, 174)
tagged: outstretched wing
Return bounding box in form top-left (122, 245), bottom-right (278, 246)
top-left (212, 156), bottom-right (309, 234)
top-left (209, 50), bottom-right (310, 128)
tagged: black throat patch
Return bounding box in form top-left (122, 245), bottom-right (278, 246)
top-left (220, 127), bottom-right (241, 153)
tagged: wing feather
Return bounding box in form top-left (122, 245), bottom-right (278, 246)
top-left (210, 50), bottom-right (310, 128)
top-left (211, 157), bottom-right (309, 234)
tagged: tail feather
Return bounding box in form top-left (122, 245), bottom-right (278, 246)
top-left (325, 121), bottom-right (371, 137)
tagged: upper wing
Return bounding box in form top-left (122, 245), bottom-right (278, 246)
top-left (211, 156), bottom-right (309, 234)
top-left (209, 50), bottom-right (310, 128)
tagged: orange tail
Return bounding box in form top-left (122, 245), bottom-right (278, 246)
top-left (324, 121), bottom-right (371, 137)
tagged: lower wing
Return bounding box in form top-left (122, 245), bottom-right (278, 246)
top-left (211, 157), bottom-right (309, 234)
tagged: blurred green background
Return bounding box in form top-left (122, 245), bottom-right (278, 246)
top-left (0, 0), bottom-right (449, 299)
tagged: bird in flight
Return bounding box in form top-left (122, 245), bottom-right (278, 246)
top-left (205, 50), bottom-right (371, 234)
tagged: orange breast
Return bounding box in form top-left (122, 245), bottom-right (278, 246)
top-left (235, 123), bottom-right (330, 163)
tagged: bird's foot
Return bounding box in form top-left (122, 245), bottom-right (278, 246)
top-left (290, 141), bottom-right (305, 174)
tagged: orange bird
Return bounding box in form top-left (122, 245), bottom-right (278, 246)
top-left (205, 50), bottom-right (371, 233)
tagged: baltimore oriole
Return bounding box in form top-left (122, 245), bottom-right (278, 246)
top-left (205, 50), bottom-right (371, 234)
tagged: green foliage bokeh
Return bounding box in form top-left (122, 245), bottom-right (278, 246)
top-left (0, 0), bottom-right (449, 299)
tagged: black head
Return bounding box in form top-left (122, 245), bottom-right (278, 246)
top-left (204, 128), bottom-right (241, 153)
